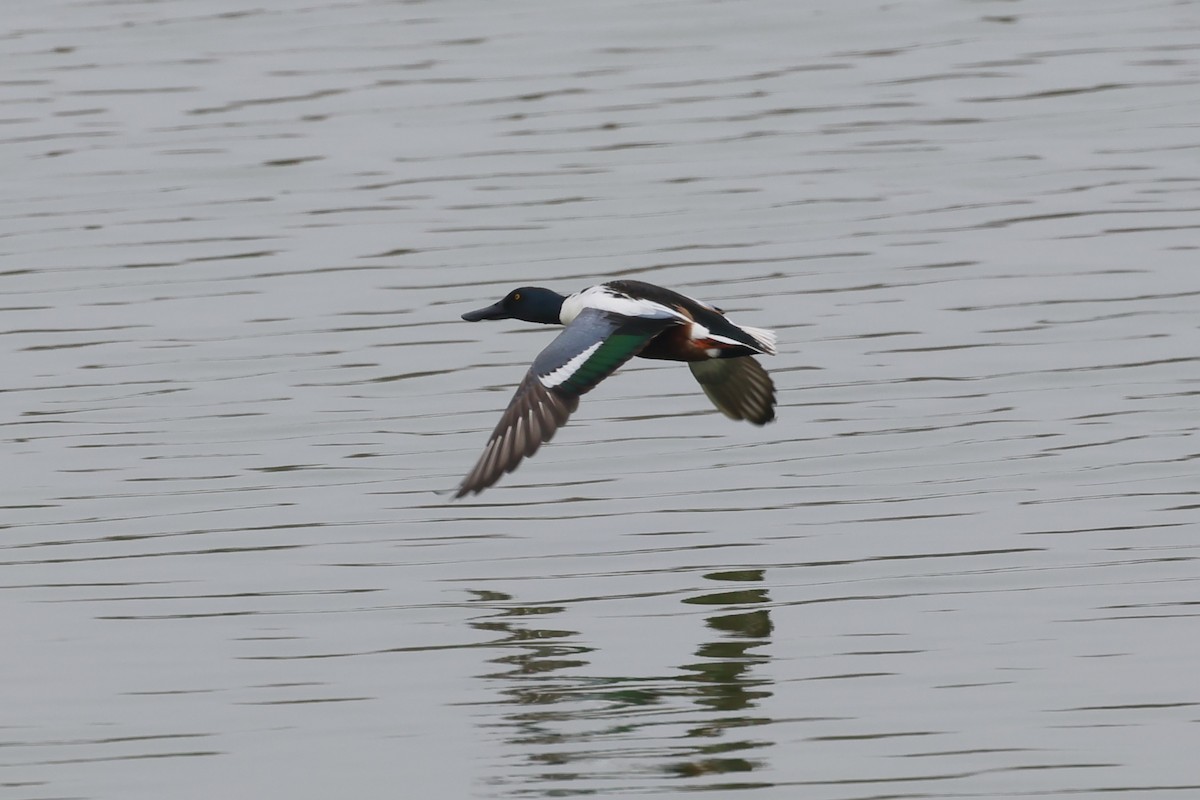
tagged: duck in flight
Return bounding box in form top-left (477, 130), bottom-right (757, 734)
top-left (455, 279), bottom-right (777, 497)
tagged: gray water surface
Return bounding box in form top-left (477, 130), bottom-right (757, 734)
top-left (4, 0), bottom-right (1200, 798)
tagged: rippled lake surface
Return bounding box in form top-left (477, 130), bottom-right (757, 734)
top-left (5, 0), bottom-right (1200, 797)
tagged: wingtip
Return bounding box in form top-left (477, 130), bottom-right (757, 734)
top-left (435, 484), bottom-right (468, 500)
top-left (689, 356), bottom-right (777, 425)
top-left (453, 371), bottom-right (583, 499)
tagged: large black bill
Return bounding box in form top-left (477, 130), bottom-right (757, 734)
top-left (461, 301), bottom-right (510, 321)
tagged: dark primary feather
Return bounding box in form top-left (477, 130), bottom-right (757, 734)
top-left (688, 357), bottom-right (776, 425)
top-left (455, 371), bottom-right (578, 498)
top-left (455, 308), bottom-right (680, 497)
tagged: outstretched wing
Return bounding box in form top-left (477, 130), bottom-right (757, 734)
top-left (455, 308), bottom-right (680, 497)
top-left (688, 356), bottom-right (776, 425)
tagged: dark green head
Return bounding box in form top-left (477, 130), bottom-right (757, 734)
top-left (462, 287), bottom-right (566, 325)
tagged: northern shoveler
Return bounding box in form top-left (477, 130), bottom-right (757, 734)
top-left (454, 279), bottom-right (777, 497)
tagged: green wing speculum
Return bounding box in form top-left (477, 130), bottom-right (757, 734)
top-left (533, 308), bottom-right (679, 397)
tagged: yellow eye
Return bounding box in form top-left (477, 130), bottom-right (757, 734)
top-left (512, 292), bottom-right (521, 301)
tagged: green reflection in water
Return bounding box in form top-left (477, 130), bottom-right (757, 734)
top-left (467, 569), bottom-right (776, 793)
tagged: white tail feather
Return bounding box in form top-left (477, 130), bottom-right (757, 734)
top-left (689, 319), bottom-right (777, 355)
top-left (737, 325), bottom-right (777, 355)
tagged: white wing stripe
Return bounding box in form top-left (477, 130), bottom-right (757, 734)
top-left (538, 341), bottom-right (603, 388)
